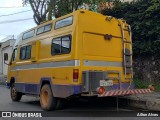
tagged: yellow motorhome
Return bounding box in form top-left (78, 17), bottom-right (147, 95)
top-left (5, 10), bottom-right (151, 111)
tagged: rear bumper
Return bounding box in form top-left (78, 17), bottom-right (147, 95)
top-left (98, 89), bottom-right (152, 97)
top-left (110, 82), bottom-right (135, 90)
top-left (81, 82), bottom-right (153, 97)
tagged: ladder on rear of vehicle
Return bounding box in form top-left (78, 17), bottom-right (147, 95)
top-left (121, 23), bottom-right (133, 81)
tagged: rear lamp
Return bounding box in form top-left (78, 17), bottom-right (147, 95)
top-left (73, 69), bottom-right (79, 82)
top-left (148, 84), bottom-right (154, 91)
top-left (96, 87), bottom-right (105, 94)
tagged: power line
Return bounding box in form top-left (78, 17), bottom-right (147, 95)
top-left (0, 34), bottom-right (15, 39)
top-left (0, 18), bottom-right (33, 24)
top-left (0, 10), bottom-right (32, 17)
top-left (0, 34), bottom-right (9, 36)
top-left (0, 34), bottom-right (17, 37)
top-left (0, 6), bottom-right (30, 8)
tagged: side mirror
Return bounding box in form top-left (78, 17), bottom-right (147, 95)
top-left (4, 53), bottom-right (8, 61)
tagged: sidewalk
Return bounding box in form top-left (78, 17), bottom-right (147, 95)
top-left (0, 74), bottom-right (7, 85)
top-left (120, 92), bottom-right (160, 111)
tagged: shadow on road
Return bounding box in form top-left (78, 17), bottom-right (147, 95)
top-left (20, 96), bottom-right (127, 111)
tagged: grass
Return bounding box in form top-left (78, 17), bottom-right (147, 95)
top-left (134, 78), bottom-right (160, 92)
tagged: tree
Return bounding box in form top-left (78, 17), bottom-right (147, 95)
top-left (23, 0), bottom-right (120, 25)
top-left (102, 0), bottom-right (160, 57)
top-left (23, 0), bottom-right (49, 25)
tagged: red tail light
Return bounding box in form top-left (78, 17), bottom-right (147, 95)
top-left (148, 84), bottom-right (154, 91)
top-left (96, 87), bottom-right (105, 94)
top-left (73, 69), bottom-right (79, 82)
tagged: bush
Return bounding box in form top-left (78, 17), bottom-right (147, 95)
top-left (134, 78), bottom-right (160, 91)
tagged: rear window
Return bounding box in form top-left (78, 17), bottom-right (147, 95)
top-left (51, 35), bottom-right (71, 55)
top-left (55, 16), bottom-right (73, 30)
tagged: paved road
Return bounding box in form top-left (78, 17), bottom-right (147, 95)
top-left (0, 85), bottom-right (41, 111)
top-left (0, 85), bottom-right (144, 112)
top-left (0, 85), bottom-right (159, 120)
top-left (0, 75), bottom-right (6, 85)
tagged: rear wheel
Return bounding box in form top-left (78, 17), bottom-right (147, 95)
top-left (10, 83), bottom-right (22, 101)
top-left (40, 84), bottom-right (57, 111)
top-left (56, 98), bottom-right (66, 110)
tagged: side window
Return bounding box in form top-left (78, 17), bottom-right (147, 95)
top-left (61, 36), bottom-right (71, 54)
top-left (44, 24), bottom-right (52, 32)
top-left (20, 47), bottom-right (26, 60)
top-left (22, 30), bottom-right (34, 40)
top-left (55, 16), bottom-right (73, 30)
top-left (51, 35), bottom-right (71, 55)
top-left (37, 27), bottom-right (44, 35)
top-left (12, 48), bottom-right (17, 62)
top-left (25, 46), bottom-right (32, 59)
top-left (36, 23), bottom-right (52, 35)
top-left (20, 45), bottom-right (32, 60)
top-left (52, 38), bottom-right (61, 54)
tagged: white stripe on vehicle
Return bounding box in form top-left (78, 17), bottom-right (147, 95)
top-left (12, 60), bottom-right (80, 71)
top-left (83, 60), bottom-right (122, 67)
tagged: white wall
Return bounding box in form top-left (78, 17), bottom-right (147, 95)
top-left (0, 47), bottom-right (2, 74)
top-left (0, 39), bottom-right (15, 75)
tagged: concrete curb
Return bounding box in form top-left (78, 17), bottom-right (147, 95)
top-left (120, 92), bottom-right (160, 111)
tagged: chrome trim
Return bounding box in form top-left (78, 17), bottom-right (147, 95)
top-left (83, 60), bottom-right (122, 67)
top-left (75, 60), bottom-right (80, 66)
top-left (12, 60), bottom-right (80, 71)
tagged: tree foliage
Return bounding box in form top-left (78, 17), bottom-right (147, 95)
top-left (102, 0), bottom-right (160, 57)
top-left (23, 0), bottom-right (48, 25)
top-left (23, 0), bottom-right (120, 25)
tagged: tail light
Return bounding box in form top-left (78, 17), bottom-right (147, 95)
top-left (96, 87), bottom-right (105, 94)
top-left (148, 84), bottom-right (154, 91)
top-left (73, 69), bottom-right (79, 82)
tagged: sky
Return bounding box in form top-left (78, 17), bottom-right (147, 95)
top-left (0, 0), bottom-right (36, 42)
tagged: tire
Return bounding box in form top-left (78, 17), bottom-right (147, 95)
top-left (56, 98), bottom-right (66, 110)
top-left (40, 84), bottom-right (57, 111)
top-left (10, 83), bottom-right (22, 101)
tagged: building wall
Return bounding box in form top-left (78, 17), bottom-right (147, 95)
top-left (2, 47), bottom-right (13, 75)
top-left (0, 39), bottom-right (15, 75)
top-left (0, 45), bottom-right (2, 74)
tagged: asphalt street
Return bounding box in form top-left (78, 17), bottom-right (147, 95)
top-left (0, 85), bottom-right (142, 111)
top-left (0, 85), bottom-right (159, 120)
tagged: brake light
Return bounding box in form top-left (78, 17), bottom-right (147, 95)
top-left (148, 84), bottom-right (154, 91)
top-left (96, 87), bottom-right (105, 94)
top-left (73, 69), bottom-right (79, 82)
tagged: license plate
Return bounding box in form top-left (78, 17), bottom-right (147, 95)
top-left (100, 80), bottom-right (113, 86)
